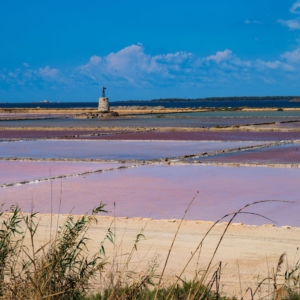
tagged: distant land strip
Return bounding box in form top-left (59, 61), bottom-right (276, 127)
top-left (115, 96), bottom-right (300, 103)
top-left (1, 95), bottom-right (300, 106)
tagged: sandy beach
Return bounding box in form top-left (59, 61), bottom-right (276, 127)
top-left (14, 213), bottom-right (299, 297)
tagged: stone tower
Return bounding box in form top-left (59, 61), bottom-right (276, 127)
top-left (98, 87), bottom-right (110, 112)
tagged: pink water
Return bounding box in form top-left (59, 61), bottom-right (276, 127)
top-left (201, 144), bottom-right (300, 163)
top-left (1, 130), bottom-right (300, 141)
top-left (1, 165), bottom-right (299, 226)
top-left (0, 130), bottom-right (115, 139)
top-left (0, 140), bottom-right (266, 160)
top-left (82, 131), bottom-right (300, 141)
top-left (0, 161), bottom-right (125, 185)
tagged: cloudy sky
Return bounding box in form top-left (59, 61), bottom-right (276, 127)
top-left (1, 0), bottom-right (300, 102)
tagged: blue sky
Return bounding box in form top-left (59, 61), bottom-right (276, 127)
top-left (1, 0), bottom-right (300, 102)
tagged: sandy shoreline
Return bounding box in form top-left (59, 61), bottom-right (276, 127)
top-left (0, 107), bottom-right (209, 115)
top-left (4, 212), bottom-right (298, 296)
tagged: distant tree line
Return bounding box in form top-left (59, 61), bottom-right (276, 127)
top-left (150, 96), bottom-right (299, 102)
top-left (112, 96), bottom-right (299, 103)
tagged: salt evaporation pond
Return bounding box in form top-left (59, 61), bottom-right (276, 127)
top-left (0, 113), bottom-right (67, 120)
top-left (0, 140), bottom-right (266, 160)
top-left (88, 131), bottom-right (300, 141)
top-left (1, 164), bottom-right (299, 226)
top-left (154, 110), bottom-right (300, 118)
top-left (275, 121), bottom-right (300, 129)
top-left (0, 130), bottom-right (117, 139)
top-left (1, 130), bottom-right (300, 141)
top-left (251, 121), bottom-right (300, 130)
top-left (1, 115), bottom-right (299, 128)
top-left (199, 143), bottom-right (300, 164)
top-left (0, 161), bottom-right (125, 185)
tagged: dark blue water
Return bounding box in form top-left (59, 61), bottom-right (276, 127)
top-left (1, 99), bottom-right (300, 108)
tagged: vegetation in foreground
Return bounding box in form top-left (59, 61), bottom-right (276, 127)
top-left (0, 200), bottom-right (299, 300)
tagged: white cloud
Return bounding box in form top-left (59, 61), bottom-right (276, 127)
top-left (4, 44), bottom-right (300, 92)
top-left (89, 56), bottom-right (102, 65)
top-left (256, 60), bottom-right (281, 69)
top-left (281, 63), bottom-right (296, 71)
top-left (76, 46), bottom-right (264, 90)
top-left (278, 19), bottom-right (300, 30)
top-left (206, 49), bottom-right (232, 63)
top-left (38, 66), bottom-right (60, 79)
top-left (77, 44), bottom-right (193, 87)
top-left (75, 45), bottom-right (300, 89)
top-left (0, 64), bottom-right (66, 88)
top-left (290, 1), bottom-right (300, 14)
top-left (281, 47), bottom-right (300, 62)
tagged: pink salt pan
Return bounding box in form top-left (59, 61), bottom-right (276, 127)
top-left (0, 161), bottom-right (125, 185)
top-left (0, 165), bottom-right (299, 226)
top-left (0, 140), bottom-right (267, 160)
top-left (201, 144), bottom-right (300, 164)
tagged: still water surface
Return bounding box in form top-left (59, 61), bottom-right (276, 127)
top-left (1, 115), bottom-right (300, 128)
top-left (1, 164), bottom-right (299, 226)
top-left (0, 140), bottom-right (263, 160)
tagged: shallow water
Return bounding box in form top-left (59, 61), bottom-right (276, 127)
top-left (0, 130), bottom-right (115, 139)
top-left (0, 140), bottom-right (264, 160)
top-left (0, 161), bottom-right (124, 185)
top-left (1, 130), bottom-right (299, 141)
top-left (199, 143), bottom-right (300, 164)
top-left (276, 121), bottom-right (300, 128)
top-left (154, 110), bottom-right (300, 118)
top-left (1, 116), bottom-right (299, 128)
top-left (87, 131), bottom-right (300, 141)
top-left (252, 121), bottom-right (300, 130)
top-left (0, 113), bottom-right (67, 119)
top-left (1, 164), bottom-right (299, 226)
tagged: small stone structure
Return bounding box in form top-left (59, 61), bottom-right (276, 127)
top-left (74, 87), bottom-right (118, 119)
top-left (98, 97), bottom-right (109, 112)
top-left (98, 87), bottom-right (110, 112)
